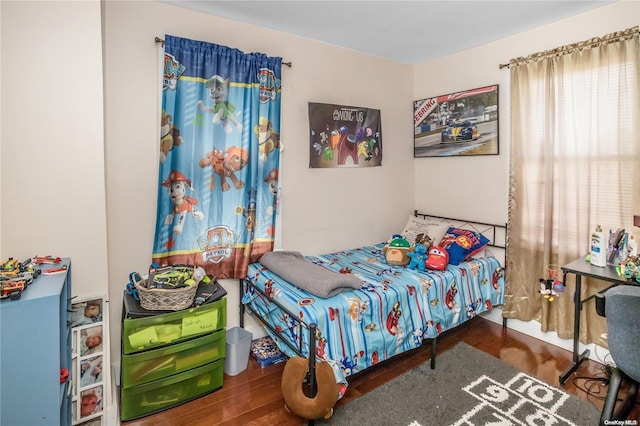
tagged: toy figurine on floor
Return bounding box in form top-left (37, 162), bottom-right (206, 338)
top-left (407, 244), bottom-right (428, 272)
top-left (538, 278), bottom-right (565, 302)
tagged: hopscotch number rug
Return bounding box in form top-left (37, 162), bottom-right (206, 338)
top-left (324, 342), bottom-right (600, 425)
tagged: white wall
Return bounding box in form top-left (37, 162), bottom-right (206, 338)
top-left (413, 0), bottom-right (640, 227)
top-left (0, 0), bottom-right (110, 418)
top-left (0, 2), bottom-right (3, 249)
top-left (102, 0), bottom-right (414, 377)
top-left (0, 1), bottom-right (108, 291)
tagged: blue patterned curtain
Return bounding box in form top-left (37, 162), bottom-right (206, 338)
top-left (152, 35), bottom-right (282, 278)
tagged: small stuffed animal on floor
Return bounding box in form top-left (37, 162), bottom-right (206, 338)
top-left (538, 278), bottom-right (559, 302)
top-left (281, 357), bottom-right (340, 420)
top-left (407, 243), bottom-right (428, 272)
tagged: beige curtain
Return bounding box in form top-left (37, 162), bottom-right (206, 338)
top-left (504, 27), bottom-right (640, 347)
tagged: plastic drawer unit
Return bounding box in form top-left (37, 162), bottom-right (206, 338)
top-left (120, 285), bottom-right (227, 421)
top-left (122, 330), bottom-right (225, 387)
top-left (123, 297), bottom-right (227, 354)
top-left (121, 359), bottom-right (224, 420)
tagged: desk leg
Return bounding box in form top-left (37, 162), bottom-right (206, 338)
top-left (559, 273), bottom-right (590, 385)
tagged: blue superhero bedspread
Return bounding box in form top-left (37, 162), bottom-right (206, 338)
top-left (242, 242), bottom-right (505, 392)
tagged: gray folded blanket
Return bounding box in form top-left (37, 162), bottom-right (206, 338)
top-left (259, 251), bottom-right (362, 298)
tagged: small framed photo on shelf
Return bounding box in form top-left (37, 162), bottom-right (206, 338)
top-left (79, 325), bottom-right (103, 357)
top-left (79, 355), bottom-right (103, 389)
top-left (79, 385), bottom-right (103, 421)
top-left (70, 297), bottom-right (104, 328)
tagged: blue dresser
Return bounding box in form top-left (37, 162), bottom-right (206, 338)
top-left (0, 259), bottom-right (72, 425)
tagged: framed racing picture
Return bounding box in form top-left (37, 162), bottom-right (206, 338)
top-left (413, 85), bottom-right (499, 157)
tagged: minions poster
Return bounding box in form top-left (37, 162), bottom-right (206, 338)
top-left (308, 102), bottom-right (382, 168)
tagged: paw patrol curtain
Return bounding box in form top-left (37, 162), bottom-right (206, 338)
top-left (152, 35), bottom-right (282, 279)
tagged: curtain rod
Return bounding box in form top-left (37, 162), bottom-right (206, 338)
top-left (155, 37), bottom-right (292, 68)
top-left (498, 26), bottom-right (639, 70)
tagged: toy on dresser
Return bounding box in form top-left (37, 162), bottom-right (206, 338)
top-left (0, 257), bottom-right (44, 300)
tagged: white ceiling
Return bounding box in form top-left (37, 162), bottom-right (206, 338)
top-left (161, 0), bottom-right (614, 64)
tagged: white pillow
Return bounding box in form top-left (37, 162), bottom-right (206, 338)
top-left (401, 215), bottom-right (450, 246)
top-left (470, 247), bottom-right (495, 259)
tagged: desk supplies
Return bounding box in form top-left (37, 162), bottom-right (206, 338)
top-left (590, 225), bottom-right (606, 267)
top-left (607, 228), bottom-right (627, 266)
top-left (628, 234), bottom-right (637, 257)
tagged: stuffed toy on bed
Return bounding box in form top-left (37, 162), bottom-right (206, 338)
top-left (383, 235), bottom-right (411, 266)
top-left (425, 245), bottom-right (449, 271)
top-left (407, 243), bottom-right (428, 271)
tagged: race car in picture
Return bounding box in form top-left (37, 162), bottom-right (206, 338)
top-left (441, 121), bottom-right (480, 142)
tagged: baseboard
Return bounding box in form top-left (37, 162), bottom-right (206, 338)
top-left (105, 406), bottom-right (119, 426)
top-left (481, 308), bottom-right (611, 365)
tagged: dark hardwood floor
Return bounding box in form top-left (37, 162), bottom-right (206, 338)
top-left (122, 317), bottom-right (639, 425)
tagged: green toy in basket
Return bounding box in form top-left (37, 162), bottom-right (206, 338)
top-left (133, 264), bottom-right (207, 311)
top-left (383, 234), bottom-right (411, 266)
top-left (148, 265), bottom-right (200, 289)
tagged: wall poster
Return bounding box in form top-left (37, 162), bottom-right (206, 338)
top-left (308, 102), bottom-right (382, 168)
top-left (413, 85), bottom-right (499, 157)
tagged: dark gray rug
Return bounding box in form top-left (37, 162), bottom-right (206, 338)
top-left (324, 342), bottom-right (600, 426)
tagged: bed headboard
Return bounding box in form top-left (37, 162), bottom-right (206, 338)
top-left (414, 210), bottom-right (507, 266)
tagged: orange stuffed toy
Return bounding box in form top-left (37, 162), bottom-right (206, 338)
top-left (281, 357), bottom-right (341, 420)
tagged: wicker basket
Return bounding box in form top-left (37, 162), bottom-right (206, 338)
top-left (132, 271), bottom-right (198, 311)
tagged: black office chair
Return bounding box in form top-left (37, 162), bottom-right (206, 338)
top-left (598, 285), bottom-right (640, 426)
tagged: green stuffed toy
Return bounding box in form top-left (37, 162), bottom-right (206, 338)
top-left (383, 235), bottom-right (411, 266)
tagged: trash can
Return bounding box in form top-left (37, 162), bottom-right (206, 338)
top-left (224, 326), bottom-right (253, 376)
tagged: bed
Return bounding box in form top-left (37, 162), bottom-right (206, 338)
top-left (240, 212), bottom-right (507, 399)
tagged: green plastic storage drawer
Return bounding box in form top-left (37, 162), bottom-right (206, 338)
top-left (123, 298), bottom-right (226, 354)
top-left (120, 359), bottom-right (223, 421)
top-left (121, 329), bottom-right (225, 388)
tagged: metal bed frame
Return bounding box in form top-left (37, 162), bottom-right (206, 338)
top-left (239, 211), bottom-right (507, 423)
